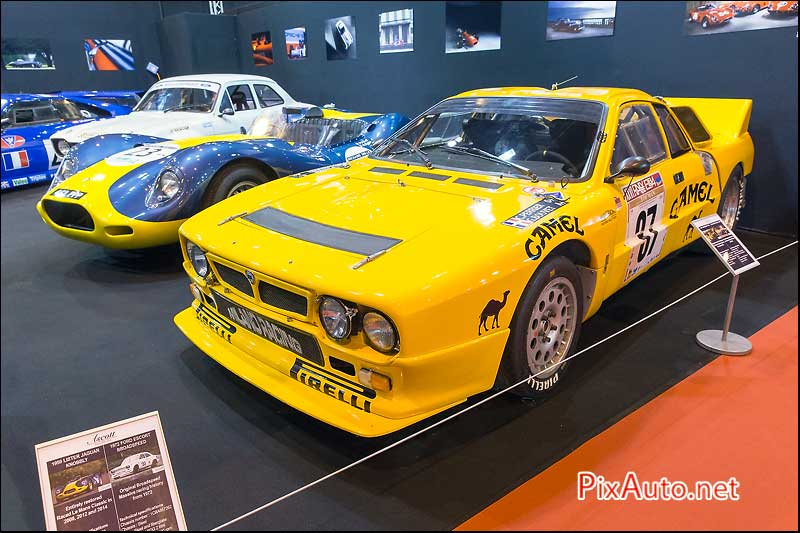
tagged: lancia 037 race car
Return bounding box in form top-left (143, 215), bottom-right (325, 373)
top-left (48, 74), bottom-right (308, 161)
top-left (37, 107), bottom-right (408, 248)
top-left (173, 87), bottom-right (753, 437)
top-left (1, 93), bottom-right (133, 190)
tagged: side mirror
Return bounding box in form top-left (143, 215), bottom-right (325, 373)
top-left (604, 156), bottom-right (650, 184)
top-left (219, 107), bottom-right (235, 117)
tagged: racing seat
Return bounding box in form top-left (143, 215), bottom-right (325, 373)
top-left (231, 91), bottom-right (248, 111)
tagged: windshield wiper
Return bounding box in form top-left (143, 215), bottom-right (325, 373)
top-left (386, 138), bottom-right (432, 168)
top-left (440, 145), bottom-right (538, 181)
top-left (164, 104), bottom-right (208, 113)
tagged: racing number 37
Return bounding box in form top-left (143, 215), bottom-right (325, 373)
top-left (635, 204), bottom-right (659, 262)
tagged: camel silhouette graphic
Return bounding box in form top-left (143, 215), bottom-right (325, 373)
top-left (479, 290), bottom-right (510, 336)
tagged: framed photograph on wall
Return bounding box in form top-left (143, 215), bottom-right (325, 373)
top-left (379, 9), bottom-right (414, 53)
top-left (251, 31), bottom-right (274, 66)
top-left (445, 1), bottom-right (502, 54)
top-left (83, 39), bottom-right (135, 70)
top-left (684, 1), bottom-right (797, 36)
top-left (545, 1), bottom-right (617, 41)
top-left (285, 27), bottom-right (307, 59)
top-left (2, 38), bottom-right (56, 70)
top-left (325, 16), bottom-right (357, 60)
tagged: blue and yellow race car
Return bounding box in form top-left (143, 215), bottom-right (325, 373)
top-left (37, 107), bottom-right (409, 248)
top-left (1, 93), bottom-right (135, 190)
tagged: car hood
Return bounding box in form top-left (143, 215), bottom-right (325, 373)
top-left (180, 159), bottom-right (585, 306)
top-left (55, 111), bottom-right (219, 143)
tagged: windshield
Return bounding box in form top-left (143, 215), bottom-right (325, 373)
top-left (134, 84), bottom-right (219, 113)
top-left (375, 97), bottom-right (604, 181)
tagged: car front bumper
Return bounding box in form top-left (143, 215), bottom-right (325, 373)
top-left (36, 189), bottom-right (184, 249)
top-left (174, 287), bottom-right (509, 437)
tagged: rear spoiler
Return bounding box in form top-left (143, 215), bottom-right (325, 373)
top-left (664, 97), bottom-right (752, 141)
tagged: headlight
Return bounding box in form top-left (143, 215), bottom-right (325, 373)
top-left (146, 168), bottom-right (182, 208)
top-left (319, 297), bottom-right (355, 340)
top-left (53, 138), bottom-right (71, 157)
top-left (49, 150), bottom-right (78, 189)
top-left (362, 311), bottom-right (398, 353)
top-left (186, 241), bottom-right (208, 278)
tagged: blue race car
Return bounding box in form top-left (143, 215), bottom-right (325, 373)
top-left (1, 93), bottom-right (134, 190)
top-left (38, 106), bottom-right (409, 248)
top-left (59, 90), bottom-right (145, 111)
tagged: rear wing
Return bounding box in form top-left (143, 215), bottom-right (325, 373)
top-left (663, 97), bottom-right (752, 145)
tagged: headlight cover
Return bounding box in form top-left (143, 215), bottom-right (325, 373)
top-left (146, 168), bottom-right (183, 208)
top-left (50, 150), bottom-right (79, 190)
top-left (362, 311), bottom-right (399, 353)
top-left (186, 241), bottom-right (208, 278)
top-left (319, 297), bottom-right (355, 340)
top-left (54, 138), bottom-right (71, 157)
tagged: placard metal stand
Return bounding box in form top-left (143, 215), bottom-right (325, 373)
top-left (691, 213), bottom-right (759, 356)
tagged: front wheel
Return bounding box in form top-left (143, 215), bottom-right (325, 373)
top-left (495, 256), bottom-right (583, 399)
top-left (752, 5), bottom-right (760, 14)
top-left (702, 17), bottom-right (710, 28)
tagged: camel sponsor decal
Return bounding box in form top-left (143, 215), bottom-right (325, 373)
top-left (524, 215), bottom-right (584, 260)
top-left (683, 210), bottom-right (703, 242)
top-left (669, 181), bottom-right (715, 219)
top-left (503, 195), bottom-right (567, 229)
top-left (479, 290), bottom-right (510, 336)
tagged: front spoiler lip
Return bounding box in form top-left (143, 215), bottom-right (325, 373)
top-left (174, 305), bottom-right (454, 437)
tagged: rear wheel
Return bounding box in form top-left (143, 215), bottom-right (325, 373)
top-left (718, 166), bottom-right (746, 229)
top-left (203, 164), bottom-right (271, 208)
top-left (752, 5), bottom-right (760, 14)
top-left (496, 256), bottom-right (583, 399)
top-left (702, 17), bottom-right (710, 28)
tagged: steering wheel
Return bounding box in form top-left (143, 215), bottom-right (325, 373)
top-left (528, 149), bottom-right (579, 176)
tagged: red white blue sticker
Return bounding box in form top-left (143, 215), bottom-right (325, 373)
top-left (1, 135), bottom-right (26, 149)
top-left (2, 150), bottom-right (30, 170)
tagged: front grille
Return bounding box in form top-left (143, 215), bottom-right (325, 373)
top-left (41, 200), bottom-right (94, 231)
top-left (258, 281), bottom-right (308, 315)
top-left (214, 262), bottom-right (253, 297)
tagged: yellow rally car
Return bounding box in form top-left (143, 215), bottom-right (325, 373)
top-left (174, 87), bottom-right (753, 437)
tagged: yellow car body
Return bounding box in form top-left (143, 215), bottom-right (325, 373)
top-left (174, 87), bottom-right (754, 437)
top-left (55, 477), bottom-right (94, 501)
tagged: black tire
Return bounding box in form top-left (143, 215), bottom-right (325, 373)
top-left (495, 255), bottom-right (584, 399)
top-left (702, 17), bottom-right (710, 28)
top-left (752, 5), bottom-right (760, 14)
top-left (132, 465), bottom-right (140, 474)
top-left (203, 163), bottom-right (271, 208)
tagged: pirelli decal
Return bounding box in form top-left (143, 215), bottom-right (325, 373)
top-left (290, 359), bottom-right (376, 413)
top-left (195, 303), bottom-right (235, 343)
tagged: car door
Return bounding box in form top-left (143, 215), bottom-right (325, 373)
top-left (652, 103), bottom-right (715, 249)
top-left (603, 101), bottom-right (701, 294)
top-left (218, 83), bottom-right (261, 134)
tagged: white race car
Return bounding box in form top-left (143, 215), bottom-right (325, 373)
top-left (110, 452), bottom-right (161, 480)
top-left (49, 74), bottom-right (307, 160)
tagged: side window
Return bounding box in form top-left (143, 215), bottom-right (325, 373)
top-left (14, 107), bottom-right (36, 124)
top-left (654, 104), bottom-right (690, 158)
top-left (611, 104), bottom-right (667, 170)
top-left (671, 106), bottom-right (712, 143)
top-left (253, 84), bottom-right (284, 108)
top-left (226, 84), bottom-right (256, 111)
top-left (218, 91), bottom-right (233, 112)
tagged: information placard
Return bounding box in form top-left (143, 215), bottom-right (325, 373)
top-left (35, 412), bottom-right (186, 531)
top-left (691, 214), bottom-right (759, 275)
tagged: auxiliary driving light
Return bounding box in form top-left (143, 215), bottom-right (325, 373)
top-left (358, 368), bottom-right (392, 392)
top-left (190, 283), bottom-right (203, 302)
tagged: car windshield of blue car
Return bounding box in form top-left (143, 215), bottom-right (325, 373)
top-left (135, 86), bottom-right (218, 113)
top-left (376, 97), bottom-right (604, 181)
top-left (275, 117), bottom-right (368, 146)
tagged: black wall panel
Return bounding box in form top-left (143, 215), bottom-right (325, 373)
top-left (158, 13), bottom-right (241, 76)
top-left (0, 1), bottom-right (164, 93)
top-left (234, 1), bottom-right (798, 236)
